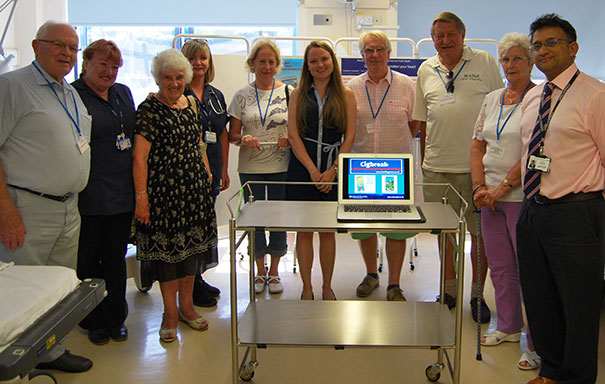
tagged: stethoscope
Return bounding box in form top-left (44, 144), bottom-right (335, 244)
top-left (207, 88), bottom-right (225, 115)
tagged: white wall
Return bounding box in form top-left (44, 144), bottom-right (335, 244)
top-left (2, 0), bottom-right (66, 70)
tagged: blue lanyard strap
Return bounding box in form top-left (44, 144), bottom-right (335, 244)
top-left (254, 79), bottom-right (275, 127)
top-left (365, 70), bottom-right (393, 119)
top-left (32, 61), bottom-right (81, 136)
top-left (436, 60), bottom-right (467, 92)
top-left (496, 82), bottom-right (532, 141)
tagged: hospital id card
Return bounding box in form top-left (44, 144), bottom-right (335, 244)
top-left (205, 131), bottom-right (217, 144)
top-left (527, 155), bottom-right (551, 173)
top-left (439, 93), bottom-right (455, 105)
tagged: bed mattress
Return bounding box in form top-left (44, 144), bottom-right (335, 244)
top-left (0, 262), bottom-right (79, 351)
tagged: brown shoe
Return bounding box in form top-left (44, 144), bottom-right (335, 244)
top-left (386, 287), bottom-right (406, 301)
top-left (356, 275), bottom-right (379, 297)
top-left (527, 376), bottom-right (561, 384)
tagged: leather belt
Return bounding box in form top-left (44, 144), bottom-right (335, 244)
top-left (8, 184), bottom-right (72, 202)
top-left (534, 191), bottom-right (603, 205)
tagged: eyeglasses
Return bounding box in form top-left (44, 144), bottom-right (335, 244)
top-left (363, 47), bottom-right (387, 55)
top-left (445, 71), bottom-right (454, 93)
top-left (530, 38), bottom-right (572, 52)
top-left (184, 38), bottom-right (208, 46)
top-left (38, 39), bottom-right (80, 53)
top-left (500, 56), bottom-right (528, 65)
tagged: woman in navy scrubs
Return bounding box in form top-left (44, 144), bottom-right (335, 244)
top-left (181, 39), bottom-right (230, 307)
top-left (72, 40), bottom-right (134, 345)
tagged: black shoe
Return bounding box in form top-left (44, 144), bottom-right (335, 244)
top-left (202, 280), bottom-right (221, 297)
top-left (109, 325), bottom-right (128, 342)
top-left (193, 284), bottom-right (217, 307)
top-left (470, 297), bottom-right (491, 324)
top-left (36, 350), bottom-right (93, 373)
top-left (435, 293), bottom-right (457, 309)
top-left (88, 329), bottom-right (109, 346)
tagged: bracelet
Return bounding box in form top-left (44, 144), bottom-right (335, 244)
top-left (502, 178), bottom-right (513, 189)
top-left (472, 184), bottom-right (487, 197)
top-left (241, 134), bottom-right (252, 144)
top-left (135, 190), bottom-right (147, 195)
top-left (332, 163), bottom-right (338, 172)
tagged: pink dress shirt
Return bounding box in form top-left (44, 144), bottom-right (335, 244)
top-left (347, 69), bottom-right (416, 154)
top-left (520, 63), bottom-right (605, 199)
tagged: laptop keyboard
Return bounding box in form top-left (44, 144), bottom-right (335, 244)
top-left (344, 204), bottom-right (411, 213)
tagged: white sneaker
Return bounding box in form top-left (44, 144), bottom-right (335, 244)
top-left (267, 275), bottom-right (283, 294)
top-left (254, 275), bottom-right (266, 294)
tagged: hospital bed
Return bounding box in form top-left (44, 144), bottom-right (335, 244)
top-left (0, 262), bottom-right (105, 383)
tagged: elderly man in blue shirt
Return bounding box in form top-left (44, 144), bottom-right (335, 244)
top-left (0, 21), bottom-right (93, 373)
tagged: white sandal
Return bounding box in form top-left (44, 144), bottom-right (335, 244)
top-left (254, 275), bottom-right (266, 294)
top-left (518, 351), bottom-right (541, 370)
top-left (480, 330), bottom-right (521, 346)
top-left (267, 275), bottom-right (283, 294)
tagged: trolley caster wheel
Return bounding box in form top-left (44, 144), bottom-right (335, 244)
top-left (240, 362), bottom-right (255, 381)
top-left (293, 266), bottom-right (297, 273)
top-left (410, 264), bottom-right (415, 271)
top-left (425, 364), bottom-right (441, 382)
top-left (378, 266), bottom-right (383, 273)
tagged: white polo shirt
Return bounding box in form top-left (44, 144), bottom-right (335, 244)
top-left (413, 45), bottom-right (504, 173)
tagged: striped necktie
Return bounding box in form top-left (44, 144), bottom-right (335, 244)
top-left (523, 82), bottom-right (553, 198)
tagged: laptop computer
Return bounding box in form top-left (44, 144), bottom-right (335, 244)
top-left (336, 153), bottom-right (425, 222)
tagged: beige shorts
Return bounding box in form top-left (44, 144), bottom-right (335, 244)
top-left (422, 169), bottom-right (478, 235)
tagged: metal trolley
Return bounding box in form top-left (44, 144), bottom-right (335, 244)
top-left (226, 182), bottom-right (467, 383)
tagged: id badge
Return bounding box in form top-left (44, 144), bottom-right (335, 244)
top-left (77, 137), bottom-right (90, 154)
top-left (116, 133), bottom-right (132, 151)
top-left (205, 131), bottom-right (217, 144)
top-left (488, 144), bottom-right (506, 159)
top-left (527, 155), bottom-right (551, 173)
top-left (366, 123), bottom-right (375, 134)
top-left (439, 93), bottom-right (455, 105)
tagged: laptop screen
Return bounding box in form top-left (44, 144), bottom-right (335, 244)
top-left (339, 154), bottom-right (414, 204)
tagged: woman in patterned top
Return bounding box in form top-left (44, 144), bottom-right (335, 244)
top-left (133, 49), bottom-right (217, 343)
top-left (228, 40), bottom-right (292, 296)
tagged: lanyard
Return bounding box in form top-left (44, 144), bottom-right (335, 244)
top-left (496, 82), bottom-right (532, 141)
top-left (436, 60), bottom-right (467, 92)
top-left (254, 79), bottom-right (275, 127)
top-left (313, 87), bottom-right (328, 171)
top-left (32, 61), bottom-right (81, 135)
top-left (538, 70), bottom-right (580, 137)
top-left (105, 96), bottom-right (125, 134)
top-left (365, 70), bottom-right (393, 119)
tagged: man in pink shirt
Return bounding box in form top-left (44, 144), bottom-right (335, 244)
top-left (517, 13), bottom-right (605, 384)
top-left (347, 31), bottom-right (419, 301)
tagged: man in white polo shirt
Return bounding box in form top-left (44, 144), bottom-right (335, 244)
top-left (412, 12), bottom-right (504, 322)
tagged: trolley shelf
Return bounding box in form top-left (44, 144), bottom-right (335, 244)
top-left (239, 300), bottom-right (455, 348)
top-left (227, 183), bottom-right (467, 383)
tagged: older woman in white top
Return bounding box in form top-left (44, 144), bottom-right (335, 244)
top-left (228, 40), bottom-right (291, 296)
top-left (470, 32), bottom-right (540, 371)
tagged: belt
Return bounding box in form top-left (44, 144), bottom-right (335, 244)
top-left (8, 184), bottom-right (72, 202)
top-left (533, 191), bottom-right (603, 205)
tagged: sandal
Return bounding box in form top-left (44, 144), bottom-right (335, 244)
top-left (518, 351), bottom-right (542, 370)
top-left (159, 328), bottom-right (177, 343)
top-left (254, 275), bottom-right (266, 294)
top-left (267, 275), bottom-right (283, 294)
top-left (480, 330), bottom-right (521, 346)
top-left (178, 310), bottom-right (209, 331)
top-left (322, 289), bottom-right (337, 301)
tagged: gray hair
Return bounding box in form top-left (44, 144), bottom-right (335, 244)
top-left (498, 32), bottom-right (534, 63)
top-left (35, 20), bottom-right (76, 40)
top-left (151, 49), bottom-right (193, 84)
top-left (359, 30), bottom-right (392, 54)
top-left (430, 12), bottom-right (466, 36)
